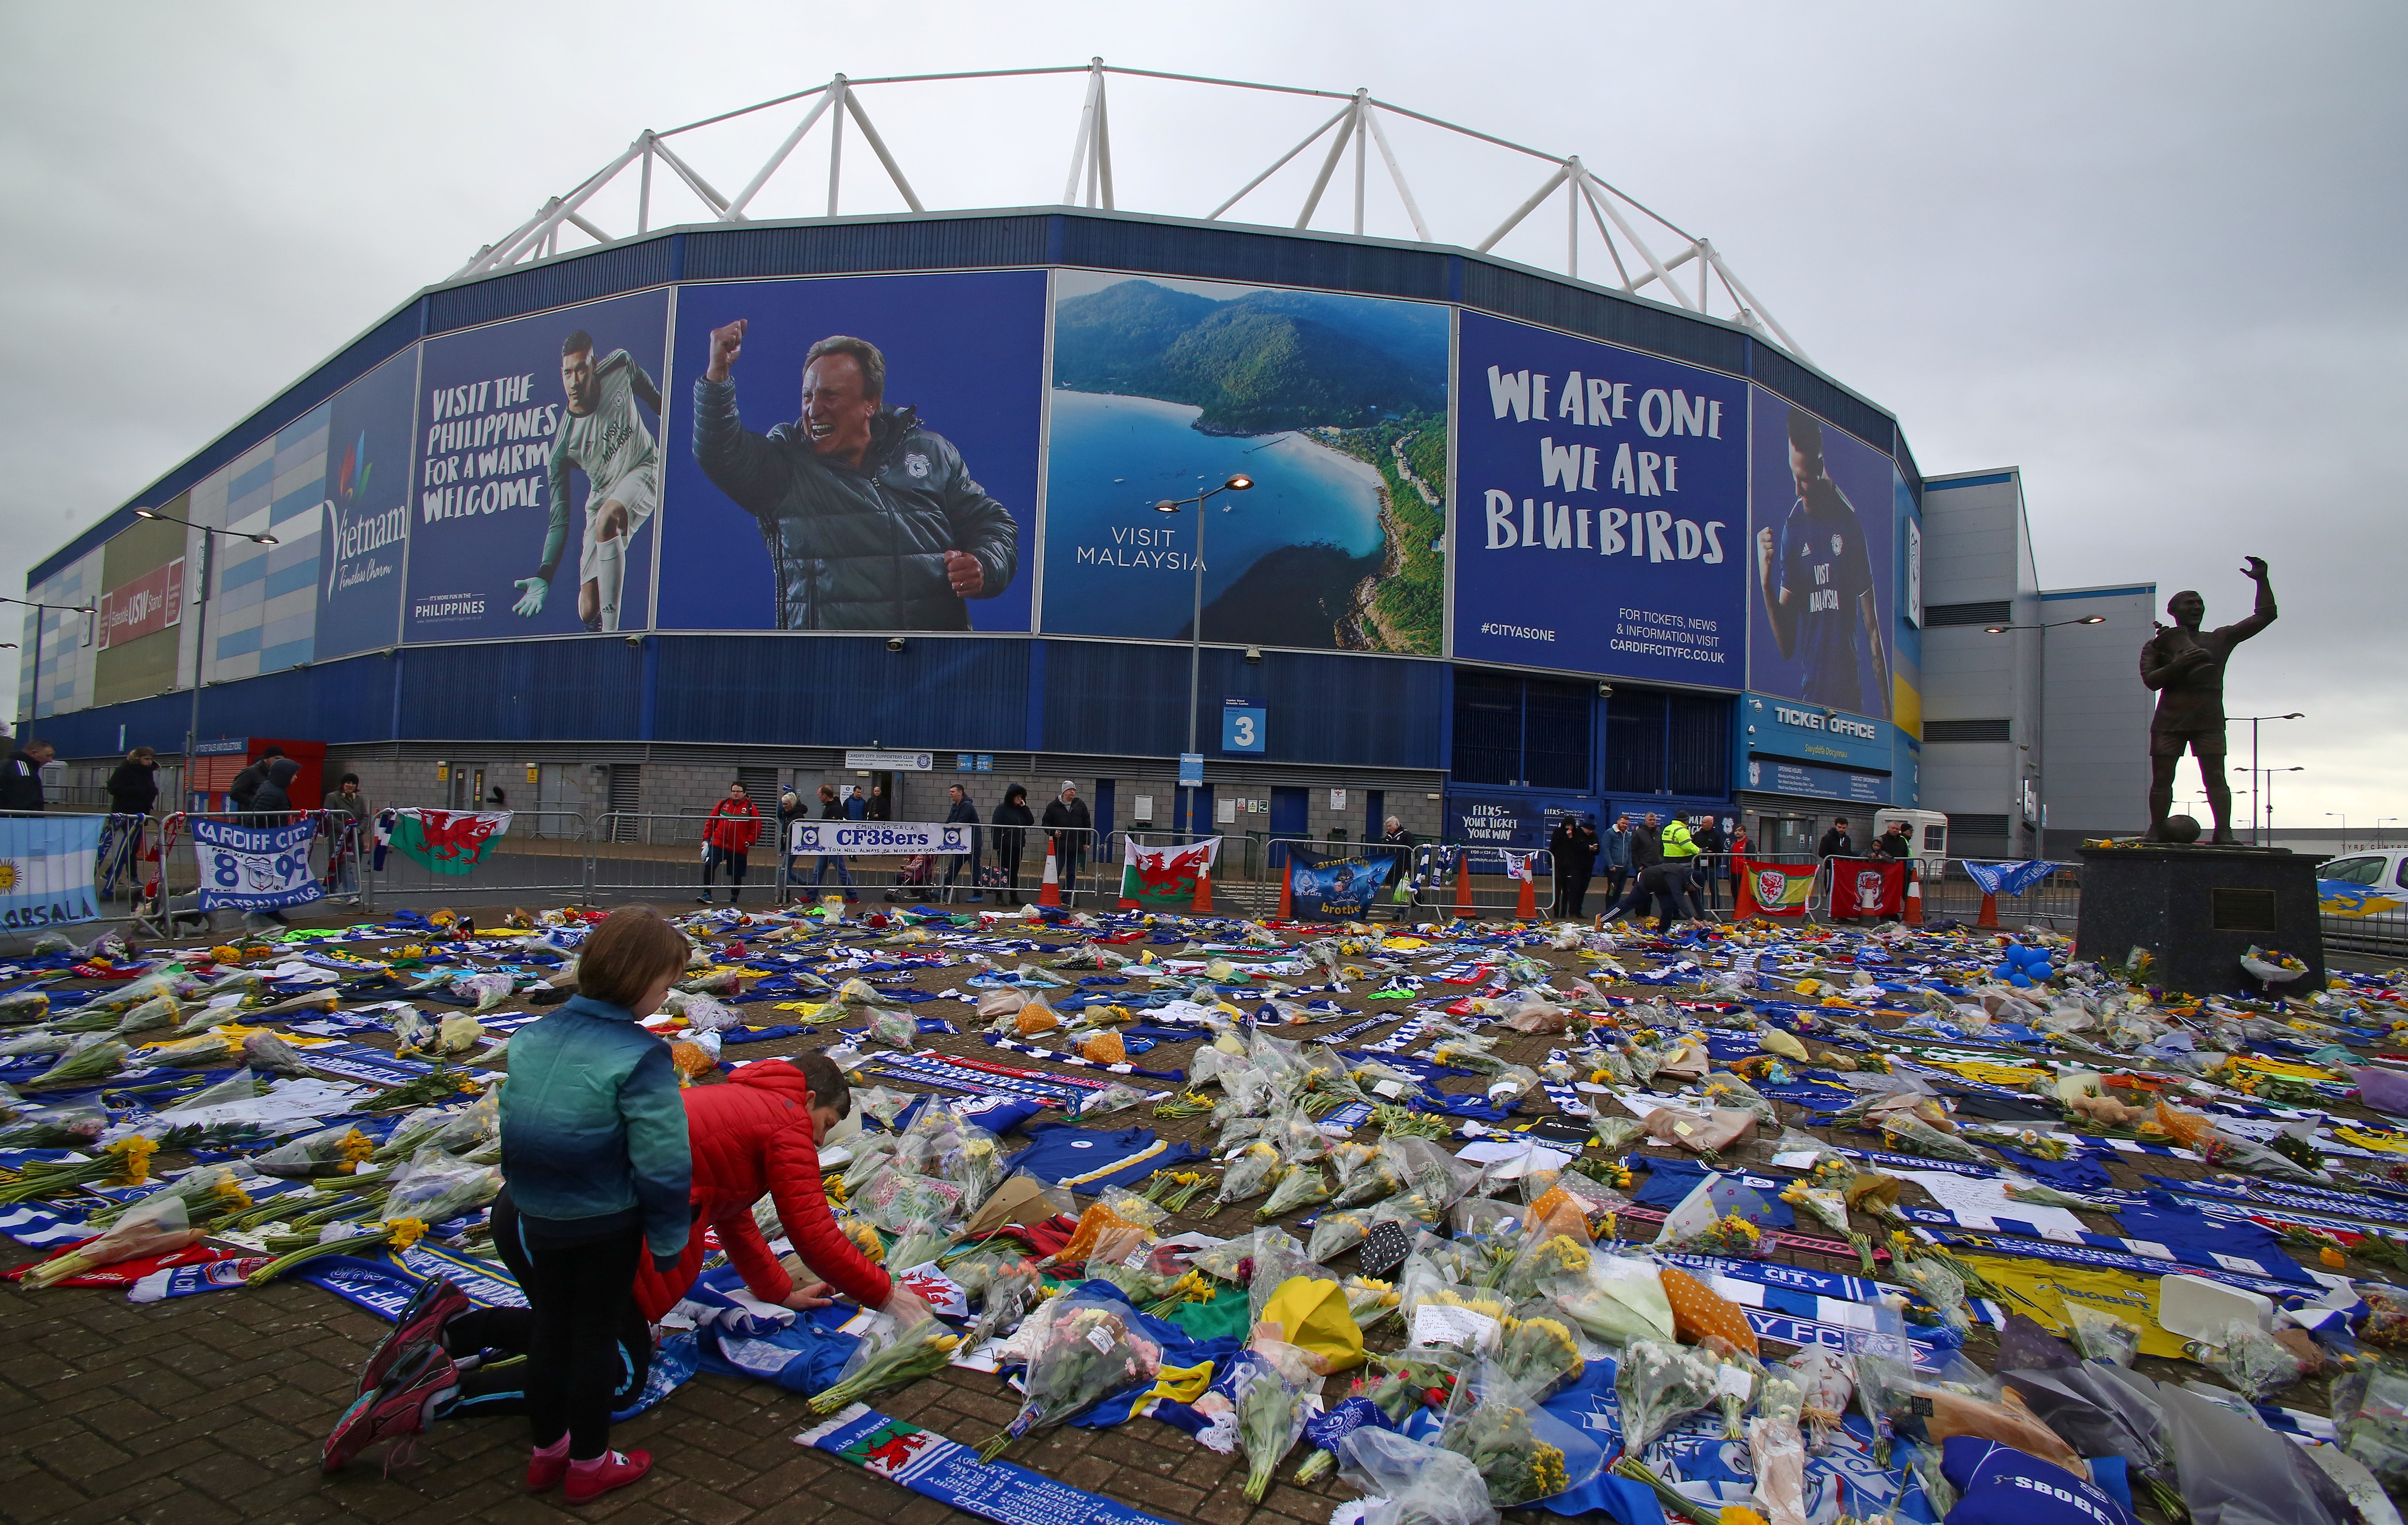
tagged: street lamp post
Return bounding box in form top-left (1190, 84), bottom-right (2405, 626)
top-left (2231, 713), bottom-right (2305, 844)
top-left (130, 507), bottom-right (278, 807)
top-left (1982, 614), bottom-right (2105, 849)
top-left (0, 596), bottom-right (97, 732)
top-left (2232, 765), bottom-right (2303, 841)
top-left (1153, 474), bottom-right (1253, 836)
top-left (2326, 812), bottom-right (2347, 851)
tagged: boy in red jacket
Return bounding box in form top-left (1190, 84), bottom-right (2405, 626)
top-left (698, 781), bottom-right (763, 904)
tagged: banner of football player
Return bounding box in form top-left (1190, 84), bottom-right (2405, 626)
top-left (379, 809), bottom-right (514, 876)
top-left (1746, 389), bottom-right (1898, 724)
top-left (1826, 858), bottom-right (1905, 920)
top-left (1283, 844), bottom-right (1400, 921)
top-left (1451, 309), bottom-right (1749, 682)
top-left (656, 271), bottom-right (1045, 635)
top-left (403, 288), bottom-right (672, 642)
top-left (314, 347), bottom-right (419, 660)
top-left (1739, 856), bottom-right (1816, 918)
top-left (0, 815), bottom-right (104, 929)
top-left (1119, 837), bottom-right (1222, 909)
top-left (191, 817), bottom-right (324, 912)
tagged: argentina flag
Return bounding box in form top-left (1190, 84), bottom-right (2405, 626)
top-left (0, 814), bottom-right (103, 929)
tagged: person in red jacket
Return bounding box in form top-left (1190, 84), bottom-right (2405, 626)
top-left (629, 1053), bottom-right (931, 1323)
top-left (697, 781), bottom-right (763, 905)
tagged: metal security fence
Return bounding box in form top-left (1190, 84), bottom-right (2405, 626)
top-left (2324, 902), bottom-right (2408, 959)
top-left (1411, 845), bottom-right (1557, 918)
top-left (363, 809), bottom-right (594, 909)
top-left (1109, 830), bottom-right (1266, 913)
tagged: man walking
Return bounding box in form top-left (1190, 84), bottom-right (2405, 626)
top-left (1599, 815), bottom-right (1633, 906)
top-left (939, 784), bottom-right (983, 903)
top-left (811, 785), bottom-right (858, 901)
top-left (1040, 782), bottom-right (1091, 898)
top-left (1, 738), bottom-right (53, 812)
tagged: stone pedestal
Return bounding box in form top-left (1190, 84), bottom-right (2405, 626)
top-left (2075, 845), bottom-right (2325, 995)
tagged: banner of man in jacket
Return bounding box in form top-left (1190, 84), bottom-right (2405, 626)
top-left (1285, 845), bottom-right (1402, 921)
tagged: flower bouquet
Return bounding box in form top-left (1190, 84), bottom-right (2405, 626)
top-left (244, 1153), bottom-right (501, 1285)
top-left (84, 1163), bottom-right (252, 1230)
top-left (1777, 1179), bottom-right (1873, 1272)
top-left (1339, 1274), bottom-right (1399, 1329)
top-left (1292, 1346), bottom-right (1467, 1482)
top-left (1502, 1230), bottom-right (1594, 1300)
top-left (1615, 1338), bottom-right (1723, 1450)
top-left (1437, 1378), bottom-right (1575, 1506)
top-left (105, 995), bottom-right (182, 1039)
top-left (1307, 1209), bottom-right (1370, 1264)
top-left (1329, 1144), bottom-right (1407, 1208)
top-left (1708, 1345), bottom-right (1767, 1439)
top-left (1497, 1306), bottom-right (1584, 1400)
top-left (805, 1319), bottom-right (963, 1414)
top-left (1656, 1210), bottom-right (1772, 1259)
top-left (353, 1067), bottom-right (485, 1112)
top-left (1554, 1256), bottom-right (1675, 1348)
top-left (1877, 1113), bottom-right (1985, 1164)
top-left (0, 1102), bottom-right (108, 1150)
top-left (1215, 1141), bottom-right (1287, 1208)
top-left (1368, 1102), bottom-right (1448, 1140)
top-left (0, 1135), bottom-right (156, 1204)
top-left (18, 1038), bottom-right (132, 1094)
top-left (0, 990), bottom-right (50, 1026)
top-left (17, 1191), bottom-right (214, 1289)
top-left (1256, 1163), bottom-right (1332, 1222)
top-left (1233, 1342), bottom-right (1313, 1501)
top-left (977, 1297), bottom-right (1161, 1461)
top-left (249, 1124), bottom-right (378, 1180)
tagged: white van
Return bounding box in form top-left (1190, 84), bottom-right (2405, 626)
top-left (1873, 809), bottom-right (1950, 874)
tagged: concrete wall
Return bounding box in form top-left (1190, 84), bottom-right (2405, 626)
top-left (2036, 584), bottom-right (2155, 841)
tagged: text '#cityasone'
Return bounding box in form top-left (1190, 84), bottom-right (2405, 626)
top-left (1451, 311), bottom-right (1748, 682)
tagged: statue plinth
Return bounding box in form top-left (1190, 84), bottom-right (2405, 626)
top-left (2075, 845), bottom-right (2325, 996)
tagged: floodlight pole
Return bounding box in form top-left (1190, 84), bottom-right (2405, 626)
top-left (1156, 476), bottom-right (1253, 835)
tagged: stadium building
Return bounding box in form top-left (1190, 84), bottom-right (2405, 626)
top-left (12, 66), bottom-right (2149, 871)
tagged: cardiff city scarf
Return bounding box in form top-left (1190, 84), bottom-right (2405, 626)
top-left (386, 809), bottom-right (513, 876)
top-left (191, 816), bottom-right (323, 912)
top-left (1960, 860), bottom-right (2061, 898)
top-left (979, 1035), bottom-right (1183, 1081)
top-left (1738, 856), bottom-right (1815, 917)
top-left (1119, 838), bottom-right (1220, 908)
top-left (799, 1405), bottom-right (1187, 1525)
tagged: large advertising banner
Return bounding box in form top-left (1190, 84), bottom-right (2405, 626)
top-left (1451, 310), bottom-right (1747, 681)
top-left (405, 288), bottom-right (671, 641)
top-left (657, 272), bottom-right (1044, 633)
top-left (1040, 271), bottom-right (1448, 654)
top-left (316, 348), bottom-right (418, 659)
top-left (1746, 389), bottom-right (1897, 722)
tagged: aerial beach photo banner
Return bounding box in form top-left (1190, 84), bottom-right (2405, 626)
top-left (1037, 271), bottom-right (1448, 655)
top-left (1449, 309), bottom-right (1749, 682)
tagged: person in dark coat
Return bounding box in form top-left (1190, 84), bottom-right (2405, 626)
top-left (808, 785), bottom-right (858, 900)
top-left (247, 757), bottom-right (301, 826)
top-left (107, 747), bottom-right (160, 817)
top-left (938, 784), bottom-right (983, 902)
top-left (1631, 812), bottom-right (1664, 869)
top-left (1562, 815), bottom-right (1602, 919)
top-left (226, 746), bottom-right (285, 815)
top-left (1599, 815), bottom-right (1633, 904)
top-left (0, 738), bottom-right (50, 814)
top-left (1040, 782), bottom-right (1092, 895)
top-left (1818, 818), bottom-right (1856, 860)
top-left (1693, 815), bottom-right (1728, 910)
top-left (865, 784), bottom-right (891, 822)
top-left (990, 784), bottom-right (1035, 905)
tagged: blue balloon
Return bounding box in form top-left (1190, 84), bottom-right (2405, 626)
top-left (2032, 963), bottom-right (2055, 981)
top-left (2008, 971), bottom-right (2033, 988)
top-left (1992, 962), bottom-right (2017, 980)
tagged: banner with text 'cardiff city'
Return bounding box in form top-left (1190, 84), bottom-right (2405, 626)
top-left (1451, 310), bottom-right (1748, 681)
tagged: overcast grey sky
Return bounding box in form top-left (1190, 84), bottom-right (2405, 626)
top-left (3, 2), bottom-right (2400, 825)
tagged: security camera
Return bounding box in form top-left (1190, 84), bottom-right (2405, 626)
top-left (1597, 683), bottom-right (1614, 696)
top-left (623, 634), bottom-right (642, 648)
top-left (1243, 646), bottom-right (1262, 663)
top-left (886, 637), bottom-right (907, 653)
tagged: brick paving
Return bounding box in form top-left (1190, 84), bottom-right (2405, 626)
top-left (0, 896), bottom-right (2394, 1522)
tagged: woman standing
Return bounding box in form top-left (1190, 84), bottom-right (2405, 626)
top-left (103, 747), bottom-right (159, 901)
top-left (990, 783), bottom-right (1034, 905)
top-left (698, 781), bottom-right (761, 905)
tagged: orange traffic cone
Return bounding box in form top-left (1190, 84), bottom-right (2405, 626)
top-left (1903, 872), bottom-right (1924, 926)
top-left (1514, 860), bottom-right (1538, 920)
top-left (1277, 861), bottom-right (1294, 920)
top-left (1038, 834), bottom-right (1063, 909)
top-left (1733, 856), bottom-right (1758, 920)
top-left (1454, 853), bottom-right (1475, 920)
top-left (1192, 862), bottom-right (1215, 914)
top-left (1976, 890), bottom-right (1999, 928)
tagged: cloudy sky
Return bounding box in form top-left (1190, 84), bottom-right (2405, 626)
top-left (4, 3), bottom-right (2400, 828)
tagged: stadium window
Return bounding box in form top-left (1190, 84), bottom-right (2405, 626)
top-left (1603, 693), bottom-right (1668, 795)
top-left (1451, 670), bottom-right (1522, 785)
top-left (1667, 695), bottom-right (1732, 797)
top-left (1522, 679), bottom-right (1593, 790)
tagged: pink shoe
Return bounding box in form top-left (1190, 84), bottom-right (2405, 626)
top-left (564, 1448), bottom-right (652, 1505)
top-left (527, 1436), bottom-right (571, 1492)
top-left (322, 1348), bottom-right (458, 1475)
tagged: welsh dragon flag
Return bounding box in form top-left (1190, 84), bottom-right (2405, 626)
top-left (1120, 838), bottom-right (1220, 908)
top-left (1739, 855), bottom-right (1816, 918)
top-left (384, 809), bottom-right (513, 876)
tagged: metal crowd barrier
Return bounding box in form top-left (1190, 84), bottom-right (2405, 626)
top-left (2321, 898), bottom-right (2408, 958)
top-left (362, 807), bottom-right (594, 909)
top-left (1109, 830), bottom-right (1265, 912)
top-left (1409, 844), bottom-right (1558, 919)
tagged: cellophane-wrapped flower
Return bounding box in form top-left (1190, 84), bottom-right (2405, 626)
top-left (1497, 1309), bottom-right (1583, 1400)
top-left (250, 1124), bottom-right (377, 1180)
top-left (1438, 1387), bottom-right (1572, 1506)
top-left (1307, 1209), bottom-right (1369, 1264)
top-left (1256, 1163), bottom-right (1331, 1222)
top-left (1233, 1344), bottom-right (1311, 1501)
top-left (1330, 1146), bottom-right (1407, 1208)
top-left (1657, 1211), bottom-right (1773, 1260)
top-left (805, 1320), bottom-right (963, 1414)
top-left (1216, 1141), bottom-right (1286, 1207)
top-left (1615, 1338), bottom-right (1722, 1450)
top-left (977, 1299), bottom-right (1161, 1461)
